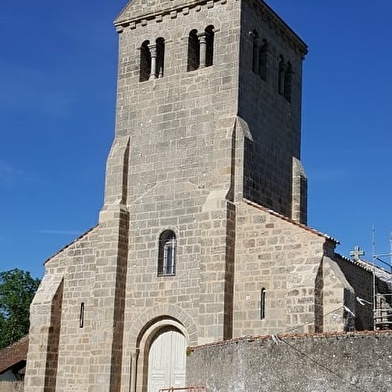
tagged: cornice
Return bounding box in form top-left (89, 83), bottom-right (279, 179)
top-left (114, 0), bottom-right (227, 32)
top-left (114, 0), bottom-right (307, 57)
top-left (251, 0), bottom-right (308, 57)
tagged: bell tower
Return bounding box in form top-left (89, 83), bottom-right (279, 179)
top-left (107, 0), bottom-right (308, 225)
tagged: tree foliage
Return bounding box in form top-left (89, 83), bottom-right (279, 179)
top-left (0, 269), bottom-right (41, 350)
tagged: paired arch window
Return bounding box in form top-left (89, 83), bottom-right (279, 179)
top-left (140, 38), bottom-right (165, 82)
top-left (139, 27), bottom-right (215, 80)
top-left (158, 230), bottom-right (177, 276)
top-left (278, 56), bottom-right (293, 102)
top-left (250, 31), bottom-right (294, 103)
top-left (252, 30), bottom-right (268, 81)
top-left (187, 25), bottom-right (215, 71)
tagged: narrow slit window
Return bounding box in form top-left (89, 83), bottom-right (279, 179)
top-left (79, 302), bottom-right (85, 328)
top-left (260, 288), bottom-right (266, 319)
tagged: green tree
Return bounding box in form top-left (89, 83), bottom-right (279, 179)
top-left (0, 269), bottom-right (41, 349)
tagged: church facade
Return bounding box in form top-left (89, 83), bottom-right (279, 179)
top-left (24, 1), bottom-right (390, 392)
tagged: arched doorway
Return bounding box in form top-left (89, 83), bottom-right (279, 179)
top-left (147, 328), bottom-right (186, 392)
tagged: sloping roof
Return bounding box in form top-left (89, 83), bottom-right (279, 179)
top-left (0, 336), bottom-right (29, 374)
top-left (338, 254), bottom-right (392, 291)
top-left (244, 199), bottom-right (340, 244)
top-left (44, 225), bottom-right (98, 264)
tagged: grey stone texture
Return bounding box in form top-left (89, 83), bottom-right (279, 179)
top-left (23, 1), bottom-right (392, 392)
top-left (186, 331), bottom-right (392, 392)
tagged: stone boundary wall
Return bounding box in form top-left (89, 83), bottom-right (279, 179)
top-left (186, 331), bottom-right (392, 392)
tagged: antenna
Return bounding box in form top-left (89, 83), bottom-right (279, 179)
top-left (390, 232), bottom-right (392, 268)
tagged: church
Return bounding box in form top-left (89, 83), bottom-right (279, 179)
top-left (24, 1), bottom-right (392, 392)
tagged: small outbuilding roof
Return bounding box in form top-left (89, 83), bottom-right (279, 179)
top-left (0, 336), bottom-right (29, 375)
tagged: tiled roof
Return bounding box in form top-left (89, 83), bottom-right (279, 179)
top-left (0, 336), bottom-right (29, 374)
top-left (337, 254), bottom-right (392, 289)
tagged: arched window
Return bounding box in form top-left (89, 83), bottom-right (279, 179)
top-left (278, 55), bottom-right (286, 95)
top-left (260, 288), bottom-right (266, 319)
top-left (259, 39), bottom-right (268, 81)
top-left (158, 230), bottom-right (177, 276)
top-left (139, 38), bottom-right (165, 81)
top-left (187, 26), bottom-right (214, 71)
top-left (284, 62), bottom-right (293, 102)
top-left (205, 25), bottom-right (214, 67)
top-left (187, 29), bottom-right (200, 71)
top-left (140, 40), bottom-right (151, 82)
top-left (156, 37), bottom-right (165, 78)
top-left (278, 56), bottom-right (293, 102)
top-left (251, 30), bottom-right (259, 74)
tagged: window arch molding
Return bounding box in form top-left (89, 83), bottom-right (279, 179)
top-left (158, 229), bottom-right (177, 276)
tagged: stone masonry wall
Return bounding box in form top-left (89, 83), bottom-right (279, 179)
top-left (186, 331), bottom-right (392, 392)
top-left (0, 381), bottom-right (24, 392)
top-left (115, 0), bottom-right (243, 351)
top-left (233, 200), bottom-right (344, 336)
top-left (336, 257), bottom-right (374, 330)
top-left (25, 228), bottom-right (98, 392)
top-left (238, 0), bottom-right (307, 221)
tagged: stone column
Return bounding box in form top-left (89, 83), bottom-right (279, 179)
top-left (148, 44), bottom-right (157, 80)
top-left (197, 33), bottom-right (207, 68)
top-left (130, 351), bottom-right (139, 392)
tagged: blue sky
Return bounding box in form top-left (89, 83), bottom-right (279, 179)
top-left (1, 0), bottom-right (391, 279)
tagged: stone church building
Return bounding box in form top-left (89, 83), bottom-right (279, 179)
top-left (24, 0), bottom-right (392, 392)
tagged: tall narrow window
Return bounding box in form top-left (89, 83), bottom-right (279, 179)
top-left (140, 40), bottom-right (151, 82)
top-left (156, 37), bottom-right (165, 78)
top-left (79, 302), bottom-right (85, 328)
top-left (259, 39), bottom-right (268, 81)
top-left (187, 29), bottom-right (200, 71)
top-left (251, 30), bottom-right (259, 74)
top-left (284, 62), bottom-right (293, 102)
top-left (278, 56), bottom-right (285, 95)
top-left (260, 288), bottom-right (266, 319)
top-left (158, 230), bottom-right (177, 276)
top-left (205, 25), bottom-right (215, 67)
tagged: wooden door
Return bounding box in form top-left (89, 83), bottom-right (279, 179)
top-left (147, 329), bottom-right (186, 392)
